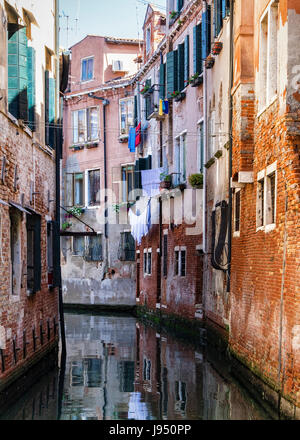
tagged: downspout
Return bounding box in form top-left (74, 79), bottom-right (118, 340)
top-left (203, 1), bottom-right (208, 310)
top-left (227, 0), bottom-right (234, 292)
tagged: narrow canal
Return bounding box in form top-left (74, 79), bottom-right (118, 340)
top-left (0, 311), bottom-right (275, 420)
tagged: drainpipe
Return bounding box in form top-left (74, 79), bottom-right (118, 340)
top-left (203, 1), bottom-right (208, 310)
top-left (227, 0), bottom-right (234, 292)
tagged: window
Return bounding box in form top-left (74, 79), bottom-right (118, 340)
top-left (234, 189), bottom-right (241, 234)
top-left (85, 235), bottom-right (103, 261)
top-left (146, 26), bottom-right (151, 55)
top-left (119, 98), bottom-right (134, 136)
top-left (256, 163), bottom-right (277, 230)
top-left (174, 248), bottom-right (186, 277)
top-left (72, 107), bottom-right (99, 145)
top-left (174, 133), bottom-right (187, 185)
top-left (143, 359), bottom-right (151, 381)
top-left (163, 233), bottom-right (168, 277)
top-left (81, 57), bottom-right (94, 82)
top-left (73, 173), bottom-right (84, 206)
top-left (122, 165), bottom-right (135, 202)
top-left (47, 221), bottom-right (54, 283)
top-left (144, 249), bottom-right (152, 275)
top-left (259, 1), bottom-right (278, 110)
top-left (87, 169), bottom-right (100, 207)
top-left (26, 214), bottom-right (41, 294)
top-left (118, 232), bottom-right (135, 261)
top-left (214, 0), bottom-right (223, 37)
top-left (45, 47), bottom-right (53, 72)
top-left (175, 381), bottom-right (187, 414)
top-left (73, 236), bottom-right (85, 256)
top-left (197, 122), bottom-right (204, 172)
top-left (10, 208), bottom-right (22, 296)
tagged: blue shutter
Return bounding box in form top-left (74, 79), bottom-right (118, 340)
top-left (7, 24), bottom-right (28, 120)
top-left (177, 43), bottom-right (184, 91)
top-left (193, 24), bottom-right (202, 75)
top-left (202, 6), bottom-right (211, 59)
top-left (166, 50), bottom-right (178, 97)
top-left (215, 0), bottom-right (223, 37)
top-left (222, 0), bottom-right (226, 18)
top-left (184, 34), bottom-right (190, 84)
top-left (177, 0), bottom-right (184, 12)
top-left (45, 71), bottom-right (56, 148)
top-left (159, 63), bottom-right (166, 100)
top-left (27, 47), bottom-right (36, 131)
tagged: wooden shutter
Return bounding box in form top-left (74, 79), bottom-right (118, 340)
top-left (202, 6), bottom-right (211, 59)
top-left (166, 50), bottom-right (178, 97)
top-left (177, 0), bottom-right (184, 12)
top-left (134, 94), bottom-right (138, 127)
top-left (45, 70), bottom-right (50, 145)
top-left (45, 71), bottom-right (56, 148)
top-left (7, 24), bottom-right (28, 120)
top-left (193, 24), bottom-right (202, 75)
top-left (159, 63), bottom-right (166, 100)
top-left (222, 0), bottom-right (226, 18)
top-left (33, 215), bottom-right (41, 293)
top-left (144, 79), bottom-right (152, 119)
top-left (177, 43), bottom-right (184, 92)
top-left (27, 46), bottom-right (36, 131)
top-left (214, 0), bottom-right (223, 37)
top-left (184, 34), bottom-right (190, 84)
top-left (163, 234), bottom-right (168, 277)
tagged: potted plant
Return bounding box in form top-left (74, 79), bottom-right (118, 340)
top-left (61, 221), bottom-right (72, 232)
top-left (187, 73), bottom-right (203, 87)
top-left (160, 173), bottom-right (172, 190)
top-left (205, 55), bottom-right (215, 69)
top-left (188, 173), bottom-right (204, 189)
top-left (68, 206), bottom-right (85, 217)
top-left (169, 90), bottom-right (186, 102)
top-left (212, 41), bottom-right (223, 55)
top-left (140, 84), bottom-right (152, 96)
top-left (169, 10), bottom-right (178, 20)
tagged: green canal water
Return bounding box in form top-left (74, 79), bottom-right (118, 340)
top-left (0, 311), bottom-right (275, 420)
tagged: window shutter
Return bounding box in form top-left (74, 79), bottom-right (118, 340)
top-left (184, 34), bottom-right (190, 84)
top-left (177, 0), bottom-right (183, 12)
top-left (222, 0), bottom-right (226, 18)
top-left (7, 24), bottom-right (28, 120)
top-left (166, 50), bottom-right (178, 97)
top-left (159, 63), bottom-right (166, 100)
top-left (45, 71), bottom-right (56, 148)
top-left (134, 95), bottom-right (138, 127)
top-left (144, 79), bottom-right (151, 119)
top-left (45, 70), bottom-right (49, 145)
top-left (33, 215), bottom-right (41, 293)
top-left (193, 24), bottom-right (202, 75)
top-left (202, 6), bottom-right (211, 59)
top-left (214, 0), bottom-right (223, 37)
top-left (177, 43), bottom-right (184, 92)
top-left (27, 46), bottom-right (36, 131)
top-left (53, 220), bottom-right (61, 288)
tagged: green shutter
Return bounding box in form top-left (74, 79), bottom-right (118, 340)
top-left (184, 34), bottom-right (190, 84)
top-left (166, 50), bottom-right (178, 97)
top-left (193, 24), bottom-right (202, 75)
top-left (159, 63), bottom-right (166, 100)
top-left (45, 71), bottom-right (56, 148)
top-left (214, 0), bottom-right (223, 37)
top-left (177, 43), bottom-right (185, 92)
top-left (134, 94), bottom-right (138, 126)
top-left (27, 47), bottom-right (36, 131)
top-left (202, 6), bottom-right (211, 59)
top-left (177, 0), bottom-right (183, 12)
top-left (144, 79), bottom-right (151, 119)
top-left (7, 24), bottom-right (28, 120)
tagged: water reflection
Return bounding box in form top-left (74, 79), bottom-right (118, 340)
top-left (0, 312), bottom-right (273, 420)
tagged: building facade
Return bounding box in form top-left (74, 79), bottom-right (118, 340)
top-left (0, 0), bottom-right (60, 392)
top-left (62, 35), bottom-right (143, 306)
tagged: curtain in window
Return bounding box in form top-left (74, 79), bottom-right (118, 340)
top-left (88, 169), bottom-right (100, 206)
top-left (74, 173), bottom-right (84, 205)
top-left (88, 107), bottom-right (98, 141)
top-left (78, 110), bottom-right (86, 143)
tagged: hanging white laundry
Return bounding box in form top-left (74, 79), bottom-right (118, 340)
top-left (129, 198), bottom-right (151, 245)
top-left (141, 167), bottom-right (164, 197)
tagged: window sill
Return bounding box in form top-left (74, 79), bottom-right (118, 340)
top-left (265, 223), bottom-right (276, 233)
top-left (81, 78), bottom-right (95, 84)
top-left (233, 231), bottom-right (240, 238)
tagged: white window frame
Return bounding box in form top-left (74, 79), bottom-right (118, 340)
top-left (143, 248), bottom-right (152, 276)
top-left (258, 0), bottom-right (279, 114)
top-left (174, 246), bottom-right (186, 277)
top-left (119, 97), bottom-right (134, 137)
top-left (81, 56), bottom-right (94, 83)
top-left (146, 25), bottom-right (151, 55)
top-left (256, 161), bottom-right (277, 232)
top-left (72, 107), bottom-right (100, 145)
top-left (233, 188), bottom-right (241, 237)
top-left (197, 120), bottom-right (204, 173)
top-left (174, 130), bottom-right (187, 185)
top-left (85, 168), bottom-right (101, 209)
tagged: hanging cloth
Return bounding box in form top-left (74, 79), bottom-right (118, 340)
top-left (159, 99), bottom-right (163, 116)
top-left (141, 167), bottom-right (164, 197)
top-left (128, 127), bottom-right (136, 152)
top-left (128, 198), bottom-right (151, 245)
top-left (162, 100), bottom-right (169, 115)
top-left (135, 122), bottom-right (141, 147)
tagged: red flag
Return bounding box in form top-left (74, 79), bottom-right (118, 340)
top-left (135, 122), bottom-right (141, 147)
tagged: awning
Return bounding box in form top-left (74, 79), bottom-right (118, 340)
top-left (4, 1), bottom-right (22, 24)
top-left (0, 199), bottom-right (9, 206)
top-left (9, 201), bottom-right (32, 215)
top-left (22, 8), bottom-right (39, 27)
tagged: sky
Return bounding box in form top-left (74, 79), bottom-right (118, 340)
top-left (59, 0), bottom-right (166, 50)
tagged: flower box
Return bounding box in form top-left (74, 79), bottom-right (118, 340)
top-left (160, 181), bottom-right (172, 190)
top-left (191, 74), bottom-right (203, 87)
top-left (212, 41), bottom-right (223, 55)
top-left (205, 56), bottom-right (215, 69)
top-left (174, 91), bottom-right (186, 102)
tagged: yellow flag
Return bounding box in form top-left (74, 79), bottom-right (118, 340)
top-left (159, 99), bottom-right (163, 116)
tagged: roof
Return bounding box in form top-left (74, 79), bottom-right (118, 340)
top-left (69, 34), bottom-right (143, 49)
